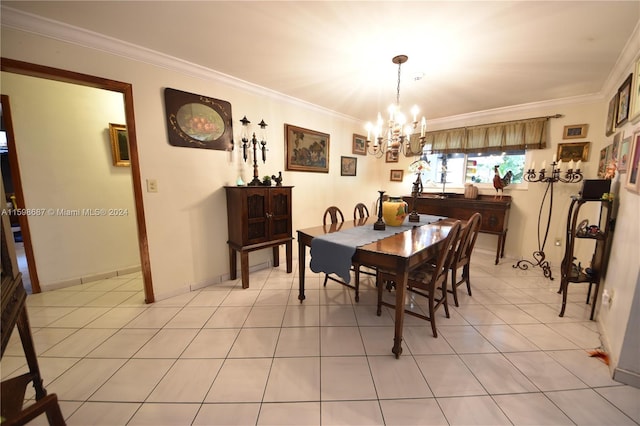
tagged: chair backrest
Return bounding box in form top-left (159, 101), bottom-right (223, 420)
top-left (453, 212), bottom-right (482, 268)
top-left (409, 220), bottom-right (462, 288)
top-left (323, 206), bottom-right (345, 225)
top-left (353, 203), bottom-right (370, 220)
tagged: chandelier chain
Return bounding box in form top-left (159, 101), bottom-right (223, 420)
top-left (396, 60), bottom-right (402, 106)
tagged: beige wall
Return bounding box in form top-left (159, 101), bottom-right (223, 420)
top-left (1, 17), bottom-right (638, 377)
top-left (1, 73), bottom-right (140, 288)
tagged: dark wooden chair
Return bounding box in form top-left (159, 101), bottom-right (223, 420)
top-left (323, 206), bottom-right (344, 226)
top-left (353, 203), bottom-right (369, 220)
top-left (376, 220), bottom-right (462, 338)
top-left (449, 212), bottom-right (482, 307)
top-left (321, 206), bottom-right (363, 301)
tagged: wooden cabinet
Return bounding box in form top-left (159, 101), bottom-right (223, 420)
top-left (225, 186), bottom-right (293, 288)
top-left (404, 194), bottom-right (511, 264)
top-left (559, 197), bottom-right (613, 320)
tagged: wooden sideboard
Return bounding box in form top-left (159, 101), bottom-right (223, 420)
top-left (403, 194), bottom-right (511, 264)
top-left (225, 186), bottom-right (293, 288)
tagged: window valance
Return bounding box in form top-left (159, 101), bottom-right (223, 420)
top-left (414, 114), bottom-right (561, 154)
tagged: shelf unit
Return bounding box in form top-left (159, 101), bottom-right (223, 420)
top-left (559, 196), bottom-right (614, 320)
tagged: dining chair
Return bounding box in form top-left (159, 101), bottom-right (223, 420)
top-left (321, 206), bottom-right (362, 301)
top-left (449, 212), bottom-right (482, 307)
top-left (353, 203), bottom-right (369, 220)
top-left (323, 206), bottom-right (345, 226)
top-left (376, 220), bottom-right (462, 338)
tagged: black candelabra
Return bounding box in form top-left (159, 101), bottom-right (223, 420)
top-left (513, 159), bottom-right (583, 279)
top-left (240, 116), bottom-right (268, 186)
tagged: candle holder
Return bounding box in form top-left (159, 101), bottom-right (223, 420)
top-left (513, 160), bottom-right (583, 279)
top-left (240, 116), bottom-right (268, 186)
top-left (374, 190), bottom-right (386, 230)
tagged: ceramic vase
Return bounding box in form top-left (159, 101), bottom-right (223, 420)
top-left (382, 197), bottom-right (408, 226)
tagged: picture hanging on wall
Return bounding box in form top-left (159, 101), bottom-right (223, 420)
top-left (598, 145), bottom-right (610, 178)
top-left (629, 57), bottom-right (640, 124)
top-left (616, 73), bottom-right (633, 127)
top-left (284, 124), bottom-right (329, 173)
top-left (605, 93), bottom-right (618, 136)
top-left (618, 135), bottom-right (632, 173)
top-left (163, 87), bottom-right (233, 151)
top-left (340, 156), bottom-right (357, 176)
top-left (626, 130), bottom-right (640, 193)
top-left (108, 123), bottom-right (130, 167)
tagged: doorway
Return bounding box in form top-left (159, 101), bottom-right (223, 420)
top-left (0, 58), bottom-right (154, 303)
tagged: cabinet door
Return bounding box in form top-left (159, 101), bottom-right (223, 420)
top-left (268, 188), bottom-right (292, 240)
top-left (245, 188), bottom-right (269, 244)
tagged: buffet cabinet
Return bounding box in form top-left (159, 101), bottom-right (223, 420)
top-left (225, 186), bottom-right (293, 288)
top-left (404, 194), bottom-right (511, 264)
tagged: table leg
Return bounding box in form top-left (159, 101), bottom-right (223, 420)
top-left (298, 240), bottom-right (306, 302)
top-left (286, 241), bottom-right (293, 273)
top-left (392, 267), bottom-right (409, 358)
top-left (495, 235), bottom-right (502, 265)
top-left (272, 246), bottom-right (280, 267)
top-left (240, 251), bottom-right (249, 289)
top-left (229, 246), bottom-right (237, 280)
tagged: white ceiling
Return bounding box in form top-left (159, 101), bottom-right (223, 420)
top-left (3, 1), bottom-right (639, 124)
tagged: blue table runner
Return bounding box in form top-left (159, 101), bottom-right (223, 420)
top-left (310, 215), bottom-right (445, 283)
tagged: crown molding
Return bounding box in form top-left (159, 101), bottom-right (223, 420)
top-left (1, 6), bottom-right (357, 123)
top-left (601, 19), bottom-right (640, 96)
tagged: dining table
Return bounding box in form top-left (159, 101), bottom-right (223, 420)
top-left (296, 215), bottom-right (457, 358)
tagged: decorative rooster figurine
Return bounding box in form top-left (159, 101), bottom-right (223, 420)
top-left (493, 165), bottom-right (513, 199)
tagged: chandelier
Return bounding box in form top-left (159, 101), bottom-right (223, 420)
top-left (365, 55), bottom-right (427, 160)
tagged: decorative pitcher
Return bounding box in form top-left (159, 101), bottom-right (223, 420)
top-left (464, 183), bottom-right (478, 199)
top-left (382, 196), bottom-right (408, 226)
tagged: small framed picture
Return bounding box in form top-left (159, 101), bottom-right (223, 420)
top-left (611, 131), bottom-right (623, 162)
top-left (352, 134), bottom-right (366, 155)
top-left (619, 135), bottom-right (632, 173)
top-left (385, 150), bottom-right (399, 163)
top-left (626, 130), bottom-right (640, 193)
top-left (108, 123), bottom-right (130, 167)
top-left (629, 58), bottom-right (640, 124)
top-left (556, 142), bottom-right (590, 163)
top-left (340, 156), bottom-right (357, 176)
top-left (616, 73), bottom-right (633, 127)
top-left (390, 169), bottom-right (404, 182)
top-left (605, 93), bottom-right (618, 136)
top-left (562, 124), bottom-right (588, 139)
top-left (598, 145), bottom-right (610, 178)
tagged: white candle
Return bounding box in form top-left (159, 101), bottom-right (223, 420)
top-left (531, 161), bottom-right (535, 170)
top-left (541, 160), bottom-right (546, 170)
top-left (569, 159), bottom-right (574, 170)
top-left (576, 160), bottom-right (581, 170)
top-left (553, 154), bottom-right (557, 163)
top-left (420, 117), bottom-right (426, 137)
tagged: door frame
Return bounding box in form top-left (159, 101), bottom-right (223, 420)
top-left (1, 57), bottom-right (154, 303)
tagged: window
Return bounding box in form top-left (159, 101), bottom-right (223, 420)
top-left (419, 147), bottom-right (526, 189)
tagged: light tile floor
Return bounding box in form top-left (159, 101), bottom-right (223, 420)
top-left (2, 250), bottom-right (639, 425)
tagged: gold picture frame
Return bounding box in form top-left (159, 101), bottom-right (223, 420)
top-left (352, 134), bottom-right (366, 155)
top-left (108, 123), bottom-right (130, 167)
top-left (390, 169), bottom-right (404, 182)
top-left (562, 124), bottom-right (588, 139)
top-left (556, 141), bottom-right (590, 163)
top-left (626, 130), bottom-right (640, 193)
top-left (629, 57), bottom-right (640, 124)
top-left (284, 124), bottom-right (329, 173)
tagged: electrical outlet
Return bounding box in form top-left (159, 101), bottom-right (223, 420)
top-left (146, 179), bottom-right (158, 193)
top-left (554, 238), bottom-right (561, 246)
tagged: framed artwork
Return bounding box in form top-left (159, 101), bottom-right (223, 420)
top-left (340, 156), bottom-right (357, 176)
top-left (605, 93), bottom-right (618, 136)
top-left (385, 150), bottom-right (399, 163)
top-left (611, 131), bottom-right (623, 162)
top-left (598, 145), bottom-right (610, 178)
top-left (616, 73), bottom-right (633, 127)
top-left (352, 134), bottom-right (366, 155)
top-left (390, 169), bottom-right (404, 182)
top-left (108, 123), bottom-right (130, 167)
top-left (284, 124), bottom-right (329, 173)
top-left (556, 142), bottom-right (590, 163)
top-left (164, 88), bottom-right (233, 150)
top-left (618, 135), bottom-right (632, 173)
top-left (562, 124), bottom-right (588, 139)
top-left (630, 58), bottom-right (640, 124)
top-left (626, 130), bottom-right (640, 193)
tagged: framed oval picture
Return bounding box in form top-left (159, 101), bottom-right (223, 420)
top-left (164, 87), bottom-right (233, 151)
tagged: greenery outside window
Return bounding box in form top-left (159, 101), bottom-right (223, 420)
top-left (419, 147), bottom-right (526, 190)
